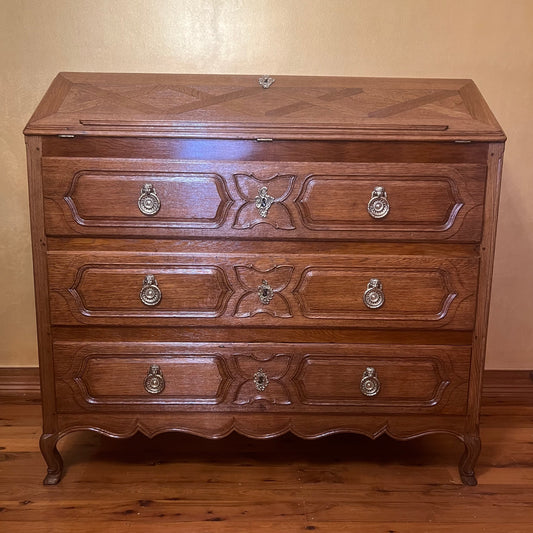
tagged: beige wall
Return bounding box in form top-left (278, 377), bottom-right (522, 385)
top-left (1, 0), bottom-right (532, 369)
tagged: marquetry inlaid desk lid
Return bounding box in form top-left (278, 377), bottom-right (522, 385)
top-left (24, 72), bottom-right (505, 142)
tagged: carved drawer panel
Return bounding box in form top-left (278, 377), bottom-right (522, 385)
top-left (54, 343), bottom-right (231, 412)
top-left (51, 262), bottom-right (233, 319)
top-left (294, 165), bottom-right (485, 240)
top-left (293, 262), bottom-right (476, 325)
top-left (42, 158), bottom-right (234, 233)
top-left (42, 158), bottom-right (485, 242)
top-left (294, 352), bottom-right (467, 409)
top-left (292, 343), bottom-right (470, 413)
top-left (53, 342), bottom-right (469, 415)
top-left (47, 251), bottom-right (478, 329)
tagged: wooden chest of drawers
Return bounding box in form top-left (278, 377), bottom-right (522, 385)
top-left (25, 73), bottom-right (505, 485)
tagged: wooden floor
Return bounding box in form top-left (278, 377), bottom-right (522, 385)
top-left (1, 372), bottom-right (533, 532)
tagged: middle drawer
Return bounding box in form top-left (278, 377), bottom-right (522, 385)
top-left (48, 249), bottom-right (478, 329)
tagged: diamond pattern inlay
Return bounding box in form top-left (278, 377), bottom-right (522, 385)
top-left (58, 81), bottom-right (475, 123)
top-left (27, 74), bottom-right (503, 141)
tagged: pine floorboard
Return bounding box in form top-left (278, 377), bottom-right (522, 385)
top-left (1, 374), bottom-right (533, 532)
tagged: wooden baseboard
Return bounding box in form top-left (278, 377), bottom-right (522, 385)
top-left (0, 367), bottom-right (41, 401)
top-left (0, 367), bottom-right (532, 405)
top-left (482, 369), bottom-right (533, 407)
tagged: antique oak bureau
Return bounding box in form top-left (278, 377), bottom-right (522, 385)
top-left (25, 73), bottom-right (505, 485)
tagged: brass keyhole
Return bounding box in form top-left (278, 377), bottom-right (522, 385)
top-left (258, 280), bottom-right (274, 305)
top-left (253, 369), bottom-right (269, 392)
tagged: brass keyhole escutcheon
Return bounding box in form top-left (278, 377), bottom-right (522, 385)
top-left (255, 186), bottom-right (275, 217)
top-left (253, 369), bottom-right (269, 392)
top-left (258, 280), bottom-right (274, 305)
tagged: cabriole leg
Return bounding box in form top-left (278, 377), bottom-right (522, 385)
top-left (40, 433), bottom-right (63, 485)
top-left (459, 433), bottom-right (481, 486)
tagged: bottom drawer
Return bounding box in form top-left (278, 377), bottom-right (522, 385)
top-left (53, 342), bottom-right (470, 415)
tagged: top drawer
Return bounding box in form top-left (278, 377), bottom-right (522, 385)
top-left (42, 158), bottom-right (486, 242)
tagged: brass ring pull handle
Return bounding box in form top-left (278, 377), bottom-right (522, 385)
top-left (138, 183), bottom-right (161, 216)
top-left (144, 364), bottom-right (165, 394)
top-left (253, 368), bottom-right (269, 391)
top-left (363, 278), bottom-right (385, 309)
top-left (140, 274), bottom-right (162, 306)
top-left (258, 279), bottom-right (274, 305)
top-left (255, 186), bottom-right (275, 217)
top-left (368, 186), bottom-right (389, 219)
top-left (360, 367), bottom-right (380, 397)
